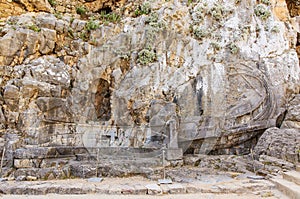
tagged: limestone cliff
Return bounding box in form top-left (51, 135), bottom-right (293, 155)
top-left (0, 0), bottom-right (299, 179)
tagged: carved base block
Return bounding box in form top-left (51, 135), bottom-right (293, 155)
top-left (166, 148), bottom-right (183, 160)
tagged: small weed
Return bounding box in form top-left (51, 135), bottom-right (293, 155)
top-left (137, 48), bottom-right (157, 65)
top-left (28, 24), bottom-right (41, 32)
top-left (209, 4), bottom-right (225, 21)
top-left (135, 2), bottom-right (151, 16)
top-left (76, 6), bottom-right (87, 16)
top-left (7, 20), bottom-right (16, 26)
top-left (79, 30), bottom-right (88, 40)
top-left (228, 43), bottom-right (239, 54)
top-left (100, 12), bottom-right (121, 24)
top-left (261, 0), bottom-right (270, 5)
top-left (54, 12), bottom-right (63, 19)
top-left (107, 13), bottom-right (121, 23)
top-left (145, 12), bottom-right (158, 24)
top-left (85, 18), bottom-right (99, 31)
top-left (48, 0), bottom-right (57, 7)
top-left (191, 5), bottom-right (206, 23)
top-left (192, 26), bottom-right (208, 40)
top-left (254, 4), bottom-right (271, 20)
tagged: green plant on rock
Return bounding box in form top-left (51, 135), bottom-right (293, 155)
top-left (54, 11), bottom-right (63, 19)
top-left (209, 3), bottom-right (225, 21)
top-left (137, 47), bottom-right (157, 65)
top-left (192, 26), bottom-right (208, 40)
top-left (261, 0), bottom-right (270, 5)
top-left (134, 2), bottom-right (151, 16)
top-left (145, 12), bottom-right (158, 24)
top-left (79, 30), bottom-right (88, 40)
top-left (106, 13), bottom-right (121, 23)
top-left (228, 42), bottom-right (239, 54)
top-left (100, 11), bottom-right (121, 24)
top-left (192, 6), bottom-right (206, 22)
top-left (145, 12), bottom-right (166, 29)
top-left (254, 4), bottom-right (271, 20)
top-left (76, 6), bottom-right (87, 16)
top-left (28, 24), bottom-right (41, 32)
top-left (85, 18), bottom-right (99, 31)
top-left (48, 0), bottom-right (57, 7)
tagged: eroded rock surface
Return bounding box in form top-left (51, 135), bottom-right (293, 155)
top-left (0, 0), bottom-right (299, 179)
top-left (254, 127), bottom-right (300, 164)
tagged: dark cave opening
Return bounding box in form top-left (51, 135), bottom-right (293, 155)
top-left (97, 6), bottom-right (113, 14)
top-left (94, 78), bottom-right (111, 121)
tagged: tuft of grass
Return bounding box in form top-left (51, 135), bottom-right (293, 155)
top-left (99, 12), bottom-right (121, 24)
top-left (85, 18), bottom-right (99, 31)
top-left (76, 6), bottom-right (87, 16)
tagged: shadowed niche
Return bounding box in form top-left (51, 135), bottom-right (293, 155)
top-left (94, 78), bottom-right (111, 121)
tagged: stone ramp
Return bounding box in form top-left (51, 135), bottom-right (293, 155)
top-left (270, 167), bottom-right (300, 199)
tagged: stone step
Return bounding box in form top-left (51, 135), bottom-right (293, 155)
top-left (270, 176), bottom-right (300, 199)
top-left (14, 146), bottom-right (88, 159)
top-left (14, 146), bottom-right (160, 159)
top-left (283, 171), bottom-right (300, 186)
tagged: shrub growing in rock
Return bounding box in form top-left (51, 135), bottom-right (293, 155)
top-left (137, 48), bottom-right (157, 65)
top-left (254, 4), bottom-right (271, 20)
top-left (134, 2), bottom-right (151, 16)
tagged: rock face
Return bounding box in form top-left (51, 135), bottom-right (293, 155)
top-left (0, 0), bottom-right (299, 179)
top-left (254, 127), bottom-right (300, 164)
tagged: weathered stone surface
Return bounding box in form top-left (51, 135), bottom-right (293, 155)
top-left (254, 127), bottom-right (300, 163)
top-left (0, 0), bottom-right (299, 179)
top-left (14, 147), bottom-right (58, 159)
top-left (145, 184), bottom-right (162, 195)
top-left (282, 94), bottom-right (300, 129)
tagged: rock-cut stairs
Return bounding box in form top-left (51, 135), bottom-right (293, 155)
top-left (270, 165), bottom-right (300, 199)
